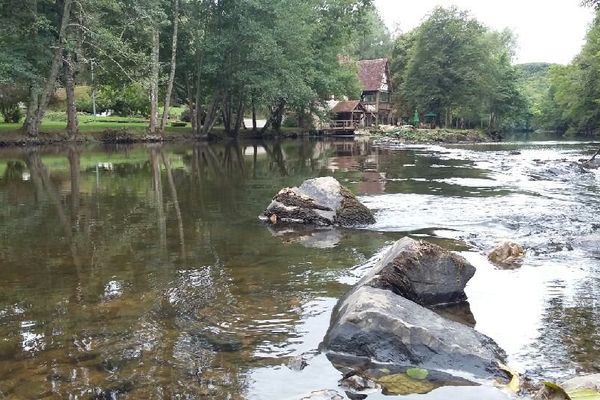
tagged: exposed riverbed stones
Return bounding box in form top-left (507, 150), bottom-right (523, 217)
top-left (261, 177), bottom-right (375, 227)
top-left (323, 237), bottom-right (507, 385)
top-left (323, 286), bottom-right (506, 380)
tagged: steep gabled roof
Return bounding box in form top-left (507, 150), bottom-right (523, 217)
top-left (331, 100), bottom-right (364, 113)
top-left (357, 58), bottom-right (389, 92)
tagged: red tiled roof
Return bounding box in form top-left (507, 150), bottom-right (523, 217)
top-left (357, 58), bottom-right (388, 92)
top-left (331, 100), bottom-right (363, 113)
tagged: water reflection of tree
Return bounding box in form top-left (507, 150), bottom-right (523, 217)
top-left (531, 279), bottom-right (600, 376)
top-left (0, 141), bottom-right (387, 398)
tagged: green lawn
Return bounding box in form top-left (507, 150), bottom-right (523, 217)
top-left (0, 111), bottom-right (305, 139)
top-left (0, 119), bottom-right (193, 135)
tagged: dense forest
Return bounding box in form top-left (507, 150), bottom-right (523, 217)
top-left (0, 0), bottom-right (599, 137)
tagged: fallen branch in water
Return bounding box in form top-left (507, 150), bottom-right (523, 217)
top-left (590, 146), bottom-right (600, 161)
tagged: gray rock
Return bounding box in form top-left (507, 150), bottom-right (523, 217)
top-left (261, 177), bottom-right (375, 227)
top-left (360, 237), bottom-right (476, 306)
top-left (323, 286), bottom-right (506, 380)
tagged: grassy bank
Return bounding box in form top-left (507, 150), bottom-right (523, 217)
top-left (0, 116), bottom-right (307, 146)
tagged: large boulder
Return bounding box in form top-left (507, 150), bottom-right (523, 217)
top-left (360, 237), bottom-right (476, 306)
top-left (260, 177), bottom-right (375, 227)
top-left (323, 285), bottom-right (506, 380)
top-left (322, 237), bottom-right (507, 385)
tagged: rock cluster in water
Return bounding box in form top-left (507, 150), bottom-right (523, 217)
top-left (322, 237), bottom-right (507, 395)
top-left (260, 177), bottom-right (375, 227)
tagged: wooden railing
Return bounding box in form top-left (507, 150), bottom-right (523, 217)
top-left (329, 120), bottom-right (359, 129)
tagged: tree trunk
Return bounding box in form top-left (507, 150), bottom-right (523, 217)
top-left (252, 97), bottom-right (257, 132)
top-left (159, 0), bottom-right (180, 135)
top-left (23, 0), bottom-right (73, 137)
top-left (149, 28), bottom-right (160, 135)
top-left (195, 60), bottom-right (203, 133)
top-left (261, 99), bottom-right (286, 134)
top-left (64, 52), bottom-right (78, 138)
top-left (233, 103), bottom-right (245, 137)
top-left (186, 73), bottom-right (196, 134)
top-left (200, 94), bottom-right (220, 137)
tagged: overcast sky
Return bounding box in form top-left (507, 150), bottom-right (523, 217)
top-left (374, 0), bottom-right (595, 65)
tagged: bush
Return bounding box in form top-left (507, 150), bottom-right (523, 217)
top-left (44, 111), bottom-right (67, 122)
top-left (2, 106), bottom-right (22, 123)
top-left (282, 114), bottom-right (299, 128)
top-left (181, 108), bottom-right (191, 122)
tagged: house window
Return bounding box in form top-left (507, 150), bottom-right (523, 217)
top-left (380, 92), bottom-right (390, 103)
top-left (363, 94), bottom-right (376, 103)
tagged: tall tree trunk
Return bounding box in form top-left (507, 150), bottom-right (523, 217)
top-left (149, 28), bottom-right (160, 135)
top-left (200, 94), bottom-right (221, 137)
top-left (252, 97), bottom-right (257, 132)
top-left (186, 73), bottom-right (197, 134)
top-left (64, 52), bottom-right (78, 138)
top-left (232, 97), bottom-right (244, 137)
top-left (261, 100), bottom-right (285, 134)
top-left (23, 0), bottom-right (73, 137)
top-left (194, 58), bottom-right (202, 134)
top-left (159, 0), bottom-right (180, 135)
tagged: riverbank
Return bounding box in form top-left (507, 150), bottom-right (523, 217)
top-left (0, 123), bottom-right (492, 148)
top-left (0, 124), bottom-right (309, 147)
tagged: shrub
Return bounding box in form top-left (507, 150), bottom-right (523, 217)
top-left (2, 106), bottom-right (22, 123)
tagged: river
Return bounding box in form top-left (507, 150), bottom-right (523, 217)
top-left (0, 138), bottom-right (598, 399)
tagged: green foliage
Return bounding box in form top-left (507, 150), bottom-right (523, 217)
top-left (350, 7), bottom-right (393, 60)
top-left (2, 106), bottom-right (22, 123)
top-left (391, 7), bottom-right (526, 131)
top-left (537, 10), bottom-right (600, 136)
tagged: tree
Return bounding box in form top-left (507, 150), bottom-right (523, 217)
top-left (390, 6), bottom-right (525, 131)
top-left (539, 8), bottom-right (600, 135)
top-left (351, 7), bottom-right (393, 60)
top-left (0, 0), bottom-right (74, 136)
top-left (159, 0), bottom-right (180, 135)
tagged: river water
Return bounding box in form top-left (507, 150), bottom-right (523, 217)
top-left (0, 138), bottom-right (598, 399)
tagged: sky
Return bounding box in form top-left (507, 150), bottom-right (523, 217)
top-left (374, 0), bottom-right (595, 65)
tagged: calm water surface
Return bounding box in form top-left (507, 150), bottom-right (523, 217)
top-left (0, 138), bottom-right (598, 399)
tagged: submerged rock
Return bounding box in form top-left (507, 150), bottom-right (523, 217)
top-left (488, 241), bottom-right (525, 268)
top-left (260, 177), bottom-right (375, 227)
top-left (266, 225), bottom-right (342, 249)
top-left (322, 286), bottom-right (506, 380)
top-left (299, 389), bottom-right (345, 400)
top-left (360, 237), bottom-right (476, 306)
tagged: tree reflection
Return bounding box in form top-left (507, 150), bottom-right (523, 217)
top-left (0, 140), bottom-right (391, 398)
